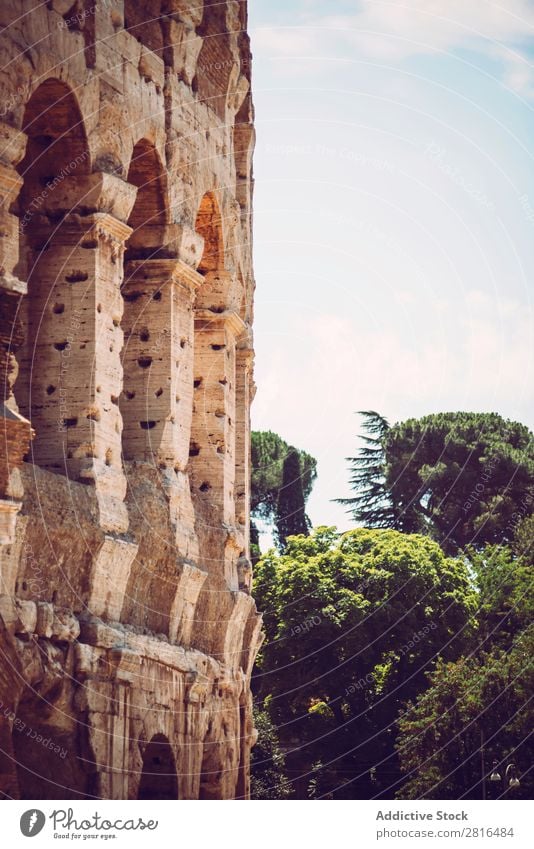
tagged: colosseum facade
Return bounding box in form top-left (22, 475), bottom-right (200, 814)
top-left (0, 0), bottom-right (261, 800)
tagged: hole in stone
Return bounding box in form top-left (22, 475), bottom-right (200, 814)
top-left (189, 443), bottom-right (200, 457)
top-left (80, 343), bottom-right (86, 349)
top-left (52, 590), bottom-right (58, 603)
top-left (53, 303), bottom-right (65, 314)
top-left (217, 445), bottom-right (225, 454)
top-left (105, 448), bottom-right (113, 466)
top-left (97, 303), bottom-right (102, 313)
top-left (65, 271), bottom-right (88, 283)
top-left (193, 378), bottom-right (202, 388)
top-left (125, 390), bottom-right (136, 400)
top-left (140, 420), bottom-right (156, 430)
top-left (175, 395), bottom-right (180, 402)
top-left (180, 338), bottom-right (186, 348)
top-left (111, 395), bottom-right (119, 405)
top-left (155, 388), bottom-right (163, 397)
top-left (86, 410), bottom-right (101, 422)
top-left (46, 385), bottom-right (56, 395)
top-left (140, 328), bottom-right (150, 342)
top-left (199, 481), bottom-right (211, 492)
top-left (54, 341), bottom-right (69, 351)
top-left (152, 291), bottom-right (162, 301)
top-left (113, 317), bottom-right (120, 327)
top-left (22, 581), bottom-right (27, 591)
top-left (64, 417), bottom-right (78, 428)
top-left (81, 239), bottom-right (98, 249)
top-left (219, 377), bottom-right (228, 385)
top-left (124, 290), bottom-right (143, 303)
top-left (211, 344), bottom-right (225, 351)
top-left (109, 344), bottom-right (114, 352)
top-left (214, 409), bottom-right (224, 418)
top-left (138, 356), bottom-right (152, 368)
top-left (96, 385), bottom-right (101, 393)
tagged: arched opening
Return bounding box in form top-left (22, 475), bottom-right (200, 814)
top-left (124, 1), bottom-right (164, 54)
top-left (126, 139), bottom-right (167, 249)
top-left (13, 694), bottom-right (92, 800)
top-left (195, 191), bottom-right (224, 275)
top-left (16, 79), bottom-right (91, 474)
top-left (138, 734), bottom-right (178, 800)
top-left (121, 140), bottom-right (170, 463)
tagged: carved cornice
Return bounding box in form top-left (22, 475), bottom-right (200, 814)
top-left (194, 309), bottom-right (247, 338)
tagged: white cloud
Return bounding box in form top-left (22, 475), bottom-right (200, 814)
top-left (252, 0), bottom-right (534, 93)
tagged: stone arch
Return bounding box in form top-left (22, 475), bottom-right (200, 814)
top-left (137, 734), bottom-right (178, 800)
top-left (126, 138), bottom-right (168, 243)
top-left (124, 1), bottom-right (164, 54)
top-left (15, 78), bottom-right (91, 474)
top-left (13, 687), bottom-right (94, 800)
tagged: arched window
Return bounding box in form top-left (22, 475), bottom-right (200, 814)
top-left (138, 734), bottom-right (178, 800)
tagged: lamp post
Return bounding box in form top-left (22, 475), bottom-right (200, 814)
top-left (487, 758), bottom-right (521, 796)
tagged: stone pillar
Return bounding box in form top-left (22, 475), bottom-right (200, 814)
top-left (190, 307), bottom-right (246, 530)
top-left (16, 174), bottom-right (136, 533)
top-left (0, 123), bottom-right (32, 545)
top-left (120, 258), bottom-right (202, 469)
top-left (235, 341), bottom-right (253, 554)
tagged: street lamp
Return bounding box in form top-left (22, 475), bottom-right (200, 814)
top-left (506, 764), bottom-right (521, 789)
top-left (486, 759), bottom-right (521, 794)
top-left (489, 760), bottom-right (502, 783)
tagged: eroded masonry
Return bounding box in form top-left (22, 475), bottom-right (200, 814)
top-left (0, 0), bottom-right (262, 800)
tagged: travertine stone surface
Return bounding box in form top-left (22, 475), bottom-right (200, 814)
top-left (0, 0), bottom-right (260, 800)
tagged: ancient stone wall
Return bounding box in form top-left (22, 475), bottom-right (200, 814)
top-left (0, 0), bottom-right (261, 800)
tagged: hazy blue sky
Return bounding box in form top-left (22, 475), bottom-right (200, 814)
top-left (248, 0), bottom-right (534, 529)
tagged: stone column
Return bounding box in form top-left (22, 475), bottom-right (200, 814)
top-left (235, 341), bottom-right (253, 555)
top-left (190, 309), bottom-right (246, 526)
top-left (16, 173), bottom-right (136, 534)
top-left (0, 123), bottom-right (32, 545)
top-left (120, 258), bottom-right (202, 470)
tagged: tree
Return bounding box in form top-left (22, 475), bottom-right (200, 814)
top-left (251, 431), bottom-right (317, 552)
top-left (340, 412), bottom-right (534, 554)
top-left (253, 527), bottom-right (477, 798)
top-left (276, 448), bottom-right (310, 548)
top-left (336, 411), bottom-right (396, 528)
top-left (396, 627), bottom-right (534, 800)
top-left (395, 536), bottom-right (533, 800)
top-left (250, 706), bottom-right (292, 799)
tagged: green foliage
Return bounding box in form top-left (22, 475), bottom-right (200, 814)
top-left (467, 544), bottom-right (534, 651)
top-left (250, 707), bottom-right (292, 800)
top-left (253, 527), bottom-right (477, 797)
top-left (276, 448), bottom-right (310, 548)
top-left (251, 430), bottom-right (317, 549)
top-left (385, 412), bottom-right (533, 553)
top-left (396, 626), bottom-right (534, 800)
top-left (336, 411), bottom-right (397, 527)
top-left (341, 412), bottom-right (534, 554)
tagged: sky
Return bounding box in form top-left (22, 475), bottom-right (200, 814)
top-left (247, 0), bottom-right (534, 530)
